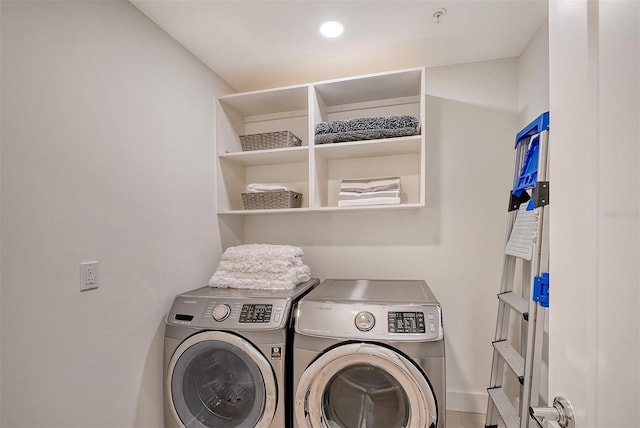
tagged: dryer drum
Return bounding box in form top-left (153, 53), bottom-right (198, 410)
top-left (295, 343), bottom-right (437, 428)
top-left (322, 364), bottom-right (410, 427)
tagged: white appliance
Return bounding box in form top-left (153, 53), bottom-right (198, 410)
top-left (293, 279), bottom-right (445, 428)
top-left (163, 279), bottom-right (319, 428)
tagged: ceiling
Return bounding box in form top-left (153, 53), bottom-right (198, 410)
top-left (131, 0), bottom-right (548, 93)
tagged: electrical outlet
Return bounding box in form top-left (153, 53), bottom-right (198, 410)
top-left (80, 261), bottom-right (99, 291)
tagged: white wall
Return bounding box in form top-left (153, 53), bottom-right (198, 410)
top-left (519, 20), bottom-right (550, 128)
top-left (231, 58), bottom-right (520, 412)
top-left (0, 1), bottom-right (231, 426)
top-left (519, 20), bottom-right (550, 127)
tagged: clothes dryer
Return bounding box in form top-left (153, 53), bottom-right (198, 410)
top-left (164, 278), bottom-right (319, 428)
top-left (293, 279), bottom-right (445, 428)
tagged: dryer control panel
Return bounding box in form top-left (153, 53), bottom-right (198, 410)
top-left (295, 302), bottom-right (443, 341)
top-left (388, 311), bottom-right (426, 333)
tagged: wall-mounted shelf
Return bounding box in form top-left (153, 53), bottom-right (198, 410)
top-left (215, 67), bottom-right (426, 214)
top-left (219, 146), bottom-right (309, 166)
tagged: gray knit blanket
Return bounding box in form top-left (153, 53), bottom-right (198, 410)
top-left (315, 115), bottom-right (419, 135)
top-left (315, 127), bottom-right (418, 145)
top-left (314, 115), bottom-right (419, 144)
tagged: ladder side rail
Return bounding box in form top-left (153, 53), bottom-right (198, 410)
top-left (519, 232), bottom-right (542, 428)
top-left (519, 129), bottom-right (550, 428)
top-left (486, 349), bottom-right (507, 426)
top-left (526, 304), bottom-right (547, 427)
top-left (489, 256), bottom-right (517, 387)
top-left (525, 130), bottom-right (551, 425)
top-left (514, 142), bottom-right (529, 186)
top-left (486, 136), bottom-right (533, 427)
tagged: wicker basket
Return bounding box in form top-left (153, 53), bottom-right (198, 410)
top-left (239, 131), bottom-right (302, 151)
top-left (242, 191), bottom-right (303, 210)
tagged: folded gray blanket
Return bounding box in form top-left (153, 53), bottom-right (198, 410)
top-left (315, 127), bottom-right (418, 145)
top-left (315, 115), bottom-right (419, 135)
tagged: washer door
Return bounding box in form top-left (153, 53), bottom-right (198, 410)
top-left (295, 343), bottom-right (437, 428)
top-left (167, 331), bottom-right (277, 428)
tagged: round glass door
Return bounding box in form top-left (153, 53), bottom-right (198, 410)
top-left (169, 332), bottom-right (277, 428)
top-left (295, 343), bottom-right (437, 428)
top-left (322, 364), bottom-right (410, 427)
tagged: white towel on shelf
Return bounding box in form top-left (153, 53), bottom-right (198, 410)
top-left (339, 190), bottom-right (401, 201)
top-left (246, 183), bottom-right (289, 193)
top-left (339, 177), bottom-right (401, 193)
top-left (338, 197), bottom-right (401, 207)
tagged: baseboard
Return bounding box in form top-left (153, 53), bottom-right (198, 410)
top-left (446, 390), bottom-right (488, 413)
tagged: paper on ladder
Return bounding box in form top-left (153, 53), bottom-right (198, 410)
top-left (505, 202), bottom-right (538, 260)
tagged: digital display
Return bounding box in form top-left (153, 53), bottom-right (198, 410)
top-left (388, 312), bottom-right (425, 333)
top-left (239, 304), bottom-right (273, 323)
top-left (174, 314), bottom-right (194, 322)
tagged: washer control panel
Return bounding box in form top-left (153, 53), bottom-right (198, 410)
top-left (168, 297), bottom-right (288, 330)
top-left (239, 304), bottom-right (273, 323)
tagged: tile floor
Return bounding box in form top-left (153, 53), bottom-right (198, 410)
top-left (446, 411), bottom-right (506, 428)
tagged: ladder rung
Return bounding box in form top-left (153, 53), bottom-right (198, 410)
top-left (488, 387), bottom-right (520, 428)
top-left (498, 291), bottom-right (529, 320)
top-left (493, 340), bottom-right (525, 383)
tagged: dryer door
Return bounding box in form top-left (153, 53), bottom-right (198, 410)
top-left (295, 342), bottom-right (437, 428)
top-left (167, 331), bottom-right (277, 428)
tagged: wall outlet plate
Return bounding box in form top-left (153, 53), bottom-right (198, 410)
top-left (80, 261), bottom-right (99, 291)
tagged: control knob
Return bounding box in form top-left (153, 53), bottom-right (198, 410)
top-left (212, 304), bottom-right (231, 322)
top-left (355, 311), bottom-right (375, 331)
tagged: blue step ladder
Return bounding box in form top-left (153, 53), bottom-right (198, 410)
top-left (485, 112), bottom-right (550, 428)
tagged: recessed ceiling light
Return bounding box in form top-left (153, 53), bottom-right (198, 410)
top-left (320, 21), bottom-right (343, 38)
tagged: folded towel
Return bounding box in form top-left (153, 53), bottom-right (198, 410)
top-left (340, 177), bottom-right (401, 193)
top-left (219, 244), bottom-right (303, 261)
top-left (209, 244), bottom-right (311, 290)
top-left (208, 275), bottom-right (311, 290)
top-left (315, 127), bottom-right (418, 145)
top-left (216, 257), bottom-right (305, 274)
top-left (211, 265), bottom-right (310, 283)
top-left (339, 190), bottom-right (401, 201)
top-left (315, 115), bottom-right (419, 135)
top-left (246, 183), bottom-right (290, 193)
top-left (338, 197), bottom-right (401, 207)
top-left (340, 176), bottom-right (401, 186)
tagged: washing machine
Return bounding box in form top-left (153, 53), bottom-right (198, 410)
top-left (293, 279), bottom-right (445, 428)
top-left (164, 278), bottom-right (319, 428)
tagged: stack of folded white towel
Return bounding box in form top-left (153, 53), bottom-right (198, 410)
top-left (338, 176), bottom-right (402, 207)
top-left (208, 244), bottom-right (311, 290)
top-left (246, 183), bottom-right (290, 193)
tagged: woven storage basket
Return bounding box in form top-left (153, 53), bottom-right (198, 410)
top-left (242, 191), bottom-right (303, 210)
top-left (239, 130), bottom-right (302, 151)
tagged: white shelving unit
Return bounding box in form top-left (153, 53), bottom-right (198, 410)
top-left (216, 67), bottom-right (426, 214)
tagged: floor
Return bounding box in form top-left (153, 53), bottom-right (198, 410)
top-left (447, 411), bottom-right (506, 428)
